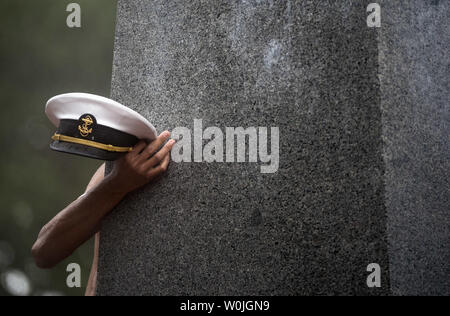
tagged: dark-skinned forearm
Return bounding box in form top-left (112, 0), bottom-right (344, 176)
top-left (32, 132), bottom-right (175, 269)
top-left (32, 174), bottom-right (127, 269)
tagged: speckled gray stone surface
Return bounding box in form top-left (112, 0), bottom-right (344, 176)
top-left (379, 0), bottom-right (450, 296)
top-left (96, 0), bottom-right (447, 296)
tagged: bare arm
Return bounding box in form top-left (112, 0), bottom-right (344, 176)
top-left (32, 131), bottom-right (175, 269)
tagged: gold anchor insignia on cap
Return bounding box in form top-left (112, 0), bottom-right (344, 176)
top-left (78, 114), bottom-right (94, 137)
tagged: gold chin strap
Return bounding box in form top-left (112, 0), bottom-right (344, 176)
top-left (51, 134), bottom-right (133, 153)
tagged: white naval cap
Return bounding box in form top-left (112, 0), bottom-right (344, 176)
top-left (45, 93), bottom-right (157, 161)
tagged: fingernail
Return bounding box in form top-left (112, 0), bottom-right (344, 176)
top-left (162, 131), bottom-right (170, 138)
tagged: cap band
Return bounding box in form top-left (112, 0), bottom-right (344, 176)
top-left (51, 133), bottom-right (133, 153)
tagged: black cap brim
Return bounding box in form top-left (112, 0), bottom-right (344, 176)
top-left (50, 140), bottom-right (124, 161)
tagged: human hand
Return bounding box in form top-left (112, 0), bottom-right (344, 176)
top-left (107, 131), bottom-right (175, 195)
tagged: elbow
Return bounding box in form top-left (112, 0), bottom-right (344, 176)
top-left (31, 240), bottom-right (56, 269)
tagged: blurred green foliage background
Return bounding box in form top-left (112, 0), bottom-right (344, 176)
top-left (0, 0), bottom-right (117, 296)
